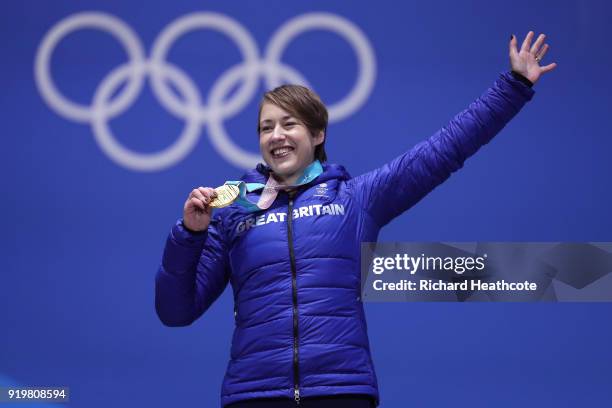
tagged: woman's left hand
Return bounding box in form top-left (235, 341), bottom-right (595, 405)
top-left (509, 31), bottom-right (557, 85)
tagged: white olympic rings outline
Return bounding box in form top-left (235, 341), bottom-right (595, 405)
top-left (34, 11), bottom-right (377, 171)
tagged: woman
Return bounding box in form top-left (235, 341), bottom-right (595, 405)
top-left (155, 32), bottom-right (556, 407)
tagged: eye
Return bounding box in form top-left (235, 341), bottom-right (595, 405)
top-left (260, 126), bottom-right (272, 133)
top-left (284, 122), bottom-right (296, 128)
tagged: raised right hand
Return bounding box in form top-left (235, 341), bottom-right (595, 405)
top-left (509, 31), bottom-right (557, 85)
top-left (183, 187), bottom-right (218, 232)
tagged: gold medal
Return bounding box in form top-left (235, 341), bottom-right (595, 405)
top-left (209, 184), bottom-right (240, 208)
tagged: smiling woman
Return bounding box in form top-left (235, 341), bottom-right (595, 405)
top-left (155, 31), bottom-right (557, 408)
top-left (258, 85), bottom-right (327, 186)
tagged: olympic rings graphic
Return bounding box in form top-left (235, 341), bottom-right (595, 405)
top-left (34, 11), bottom-right (377, 171)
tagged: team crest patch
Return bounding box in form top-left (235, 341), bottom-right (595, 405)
top-left (314, 182), bottom-right (329, 198)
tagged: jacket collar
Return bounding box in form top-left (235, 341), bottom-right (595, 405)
top-left (240, 162), bottom-right (352, 185)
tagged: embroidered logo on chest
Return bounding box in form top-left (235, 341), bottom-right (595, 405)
top-left (234, 203), bottom-right (345, 234)
top-left (314, 182), bottom-right (329, 198)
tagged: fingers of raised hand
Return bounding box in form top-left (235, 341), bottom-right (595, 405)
top-left (530, 33), bottom-right (546, 55)
top-left (520, 31), bottom-right (535, 53)
top-left (511, 31), bottom-right (557, 81)
top-left (540, 62), bottom-right (558, 73)
top-left (535, 43), bottom-right (549, 61)
top-left (509, 34), bottom-right (518, 56)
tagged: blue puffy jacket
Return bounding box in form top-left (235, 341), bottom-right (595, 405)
top-left (155, 71), bottom-right (534, 407)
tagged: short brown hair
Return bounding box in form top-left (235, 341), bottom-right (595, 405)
top-left (258, 84), bottom-right (328, 162)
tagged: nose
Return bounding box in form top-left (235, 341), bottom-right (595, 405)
top-left (270, 124), bottom-right (286, 141)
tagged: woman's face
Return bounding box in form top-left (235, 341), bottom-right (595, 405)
top-left (259, 103), bottom-right (324, 184)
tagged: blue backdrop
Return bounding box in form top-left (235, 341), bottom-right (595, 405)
top-left (2, 0), bottom-right (612, 407)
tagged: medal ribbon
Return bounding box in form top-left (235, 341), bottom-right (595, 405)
top-left (224, 160), bottom-right (323, 212)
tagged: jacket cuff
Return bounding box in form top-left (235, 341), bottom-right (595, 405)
top-left (510, 70), bottom-right (534, 88)
top-left (500, 70), bottom-right (535, 101)
top-left (172, 218), bottom-right (208, 247)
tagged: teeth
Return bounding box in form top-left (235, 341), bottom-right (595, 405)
top-left (272, 147), bottom-right (293, 157)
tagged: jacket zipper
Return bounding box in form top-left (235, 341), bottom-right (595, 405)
top-left (287, 191), bottom-right (300, 405)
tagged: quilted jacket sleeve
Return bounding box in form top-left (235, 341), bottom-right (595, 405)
top-left (155, 216), bottom-right (230, 327)
top-left (348, 71), bottom-right (535, 227)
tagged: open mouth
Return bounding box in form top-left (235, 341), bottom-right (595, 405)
top-left (271, 146), bottom-right (294, 158)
